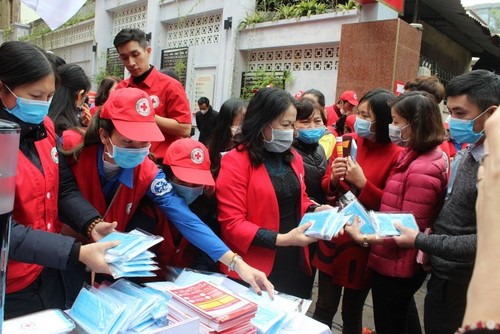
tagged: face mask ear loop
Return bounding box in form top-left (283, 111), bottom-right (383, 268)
top-left (105, 136), bottom-right (115, 159)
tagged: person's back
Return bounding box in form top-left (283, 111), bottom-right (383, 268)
top-left (196, 97), bottom-right (218, 145)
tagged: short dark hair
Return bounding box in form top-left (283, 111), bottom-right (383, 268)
top-left (159, 68), bottom-right (180, 82)
top-left (390, 91), bottom-right (445, 153)
top-left (404, 76), bottom-right (445, 103)
top-left (207, 98), bottom-right (247, 178)
top-left (95, 76), bottom-right (121, 106)
top-left (358, 89), bottom-right (395, 144)
top-left (302, 89), bottom-right (326, 108)
top-left (446, 70), bottom-right (500, 112)
top-left (113, 28), bottom-right (148, 49)
top-left (236, 87), bottom-right (296, 166)
top-left (296, 97), bottom-right (325, 124)
top-left (198, 97), bottom-right (210, 106)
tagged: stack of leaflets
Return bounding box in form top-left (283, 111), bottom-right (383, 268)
top-left (69, 279), bottom-right (171, 334)
top-left (165, 281), bottom-right (258, 334)
top-left (300, 192), bottom-right (419, 239)
top-left (97, 228), bottom-right (163, 279)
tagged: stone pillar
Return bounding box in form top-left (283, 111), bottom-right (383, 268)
top-left (336, 18), bottom-right (422, 100)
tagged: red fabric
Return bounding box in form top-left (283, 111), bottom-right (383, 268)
top-left (368, 147), bottom-right (447, 278)
top-left (216, 148), bottom-right (314, 279)
top-left (61, 129), bottom-right (84, 151)
top-left (7, 118), bottom-right (60, 293)
top-left (325, 105), bottom-right (340, 127)
top-left (70, 145), bottom-right (158, 231)
top-left (116, 67), bottom-right (192, 159)
top-left (313, 135), bottom-right (402, 289)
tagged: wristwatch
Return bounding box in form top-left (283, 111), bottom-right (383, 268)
top-left (361, 234), bottom-right (369, 248)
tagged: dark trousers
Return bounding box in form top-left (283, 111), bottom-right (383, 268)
top-left (313, 271), bottom-right (370, 334)
top-left (5, 267), bottom-right (66, 319)
top-left (371, 270), bottom-right (427, 334)
top-left (424, 274), bottom-right (467, 334)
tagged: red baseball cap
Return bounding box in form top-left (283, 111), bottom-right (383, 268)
top-left (339, 90), bottom-right (359, 106)
top-left (163, 138), bottom-right (215, 186)
top-left (100, 88), bottom-right (164, 142)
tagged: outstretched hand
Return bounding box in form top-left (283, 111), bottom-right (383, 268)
top-left (234, 260), bottom-right (275, 299)
top-left (79, 240), bottom-right (119, 274)
top-left (91, 220), bottom-right (118, 241)
top-left (393, 222), bottom-right (418, 248)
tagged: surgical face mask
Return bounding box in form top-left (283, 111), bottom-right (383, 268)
top-left (388, 123), bottom-right (410, 147)
top-left (297, 127), bottom-right (325, 144)
top-left (172, 182), bottom-right (204, 205)
top-left (340, 108), bottom-right (346, 115)
top-left (448, 108), bottom-right (490, 144)
top-left (3, 84), bottom-right (50, 124)
top-left (105, 138), bottom-right (150, 169)
top-left (199, 108), bottom-right (208, 115)
top-left (230, 125), bottom-right (241, 137)
top-left (262, 125), bottom-right (294, 153)
top-left (354, 118), bottom-right (376, 140)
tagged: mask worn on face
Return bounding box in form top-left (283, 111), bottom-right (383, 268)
top-left (388, 124), bottom-right (410, 147)
top-left (339, 108), bottom-right (346, 116)
top-left (448, 108), bottom-right (490, 144)
top-left (263, 125), bottom-right (294, 153)
top-left (354, 118), bottom-right (376, 140)
top-left (3, 84), bottom-right (50, 124)
top-left (105, 138), bottom-right (150, 169)
top-left (172, 182), bottom-right (204, 205)
top-left (297, 127), bottom-right (325, 144)
top-left (200, 109), bottom-right (208, 115)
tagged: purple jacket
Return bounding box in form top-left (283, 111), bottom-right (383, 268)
top-left (368, 147), bottom-right (447, 278)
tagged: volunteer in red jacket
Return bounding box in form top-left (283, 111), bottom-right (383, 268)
top-left (0, 41), bottom-right (118, 319)
top-left (216, 87), bottom-right (332, 299)
top-left (312, 89), bottom-right (401, 332)
top-left (66, 87), bottom-right (273, 296)
top-left (345, 91), bottom-right (448, 333)
top-left (113, 28), bottom-right (191, 160)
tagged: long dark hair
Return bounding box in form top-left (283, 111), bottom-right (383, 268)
top-left (357, 89), bottom-right (395, 144)
top-left (0, 41), bottom-right (55, 108)
top-left (207, 98), bottom-right (247, 178)
top-left (48, 63), bottom-right (91, 135)
top-left (236, 87), bottom-right (296, 166)
top-left (95, 76), bottom-right (121, 106)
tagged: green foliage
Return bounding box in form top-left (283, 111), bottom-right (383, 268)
top-left (274, 4), bottom-right (298, 20)
top-left (238, 11), bottom-right (271, 29)
top-left (2, 26), bottom-right (13, 40)
top-left (241, 69), bottom-right (294, 100)
top-left (335, 0), bottom-right (360, 12)
top-left (489, 8), bottom-right (500, 34)
top-left (293, 0), bottom-right (328, 17)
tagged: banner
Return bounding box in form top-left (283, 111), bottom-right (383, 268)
top-left (20, 0), bottom-right (87, 30)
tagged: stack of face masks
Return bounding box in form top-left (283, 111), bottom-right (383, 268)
top-left (97, 229), bottom-right (163, 279)
top-left (69, 279), bottom-right (171, 333)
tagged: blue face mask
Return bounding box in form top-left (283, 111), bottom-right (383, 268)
top-left (448, 108), bottom-right (490, 144)
top-left (105, 138), bottom-right (150, 169)
top-left (388, 123), bottom-right (410, 147)
top-left (297, 127), bottom-right (325, 144)
top-left (3, 84), bottom-right (50, 124)
top-left (354, 118), bottom-right (376, 140)
top-left (263, 125), bottom-right (294, 153)
top-left (172, 182), bottom-right (204, 205)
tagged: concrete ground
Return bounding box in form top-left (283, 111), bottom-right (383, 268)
top-left (306, 273), bottom-right (427, 333)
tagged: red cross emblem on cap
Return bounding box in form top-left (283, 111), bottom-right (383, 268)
top-left (190, 148), bottom-right (204, 164)
top-left (135, 97), bottom-right (151, 116)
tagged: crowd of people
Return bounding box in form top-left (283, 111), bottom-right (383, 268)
top-left (1, 27), bottom-right (500, 334)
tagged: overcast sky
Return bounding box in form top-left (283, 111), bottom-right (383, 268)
top-left (461, 0), bottom-right (500, 6)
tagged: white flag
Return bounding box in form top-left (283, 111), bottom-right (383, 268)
top-left (21, 0), bottom-right (87, 30)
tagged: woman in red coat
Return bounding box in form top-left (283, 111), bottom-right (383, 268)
top-left (345, 91), bottom-right (448, 333)
top-left (312, 89), bottom-right (401, 332)
top-left (216, 87), bottom-right (332, 298)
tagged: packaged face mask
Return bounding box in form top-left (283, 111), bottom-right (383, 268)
top-left (97, 286), bottom-right (142, 334)
top-left (69, 288), bottom-right (125, 334)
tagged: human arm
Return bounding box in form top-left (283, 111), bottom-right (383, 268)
top-left (462, 108), bottom-right (500, 326)
top-left (154, 79), bottom-right (191, 138)
top-left (9, 221), bottom-right (117, 274)
top-left (343, 216), bottom-right (384, 246)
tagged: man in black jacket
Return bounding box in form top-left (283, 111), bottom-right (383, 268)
top-left (195, 97), bottom-right (218, 145)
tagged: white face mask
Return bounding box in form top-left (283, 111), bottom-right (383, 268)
top-left (388, 124), bottom-right (410, 147)
top-left (262, 125), bottom-right (294, 153)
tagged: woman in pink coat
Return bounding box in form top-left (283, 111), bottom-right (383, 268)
top-left (345, 91), bottom-right (448, 333)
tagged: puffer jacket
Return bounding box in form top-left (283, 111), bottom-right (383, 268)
top-left (368, 146), bottom-right (447, 278)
